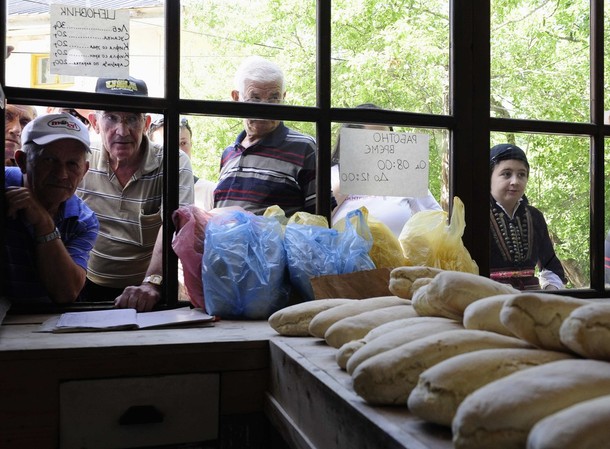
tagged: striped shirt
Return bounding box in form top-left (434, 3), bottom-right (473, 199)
top-left (214, 123), bottom-right (317, 217)
top-left (77, 137), bottom-right (194, 288)
top-left (4, 167), bottom-right (99, 303)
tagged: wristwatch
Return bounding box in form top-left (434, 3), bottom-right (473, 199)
top-left (142, 274), bottom-right (163, 287)
top-left (35, 228), bottom-right (61, 244)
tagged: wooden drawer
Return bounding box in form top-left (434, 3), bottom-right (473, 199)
top-left (60, 373), bottom-right (219, 449)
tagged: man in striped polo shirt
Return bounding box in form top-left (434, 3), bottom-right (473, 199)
top-left (77, 77), bottom-right (194, 311)
top-left (214, 56), bottom-right (319, 217)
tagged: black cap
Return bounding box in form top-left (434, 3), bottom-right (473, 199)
top-left (95, 76), bottom-right (148, 96)
top-left (490, 143), bottom-right (529, 173)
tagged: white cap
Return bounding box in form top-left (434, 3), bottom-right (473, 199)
top-left (21, 113), bottom-right (90, 152)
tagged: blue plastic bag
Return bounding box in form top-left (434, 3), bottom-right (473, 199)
top-left (202, 210), bottom-right (290, 319)
top-left (285, 208), bottom-right (375, 301)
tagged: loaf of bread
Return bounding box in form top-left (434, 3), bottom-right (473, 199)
top-left (335, 316), bottom-right (457, 370)
top-left (462, 294), bottom-right (515, 336)
top-left (324, 304), bottom-right (419, 348)
top-left (346, 317), bottom-right (463, 375)
top-left (527, 394), bottom-right (610, 449)
top-left (308, 296), bottom-right (410, 339)
top-left (336, 339), bottom-right (367, 370)
top-left (407, 347), bottom-right (574, 427)
top-left (388, 266), bottom-right (444, 299)
top-left (452, 359), bottom-right (610, 449)
top-left (559, 302), bottom-right (610, 360)
top-left (365, 315), bottom-right (456, 340)
top-left (412, 270), bottom-right (519, 320)
top-left (351, 329), bottom-right (531, 405)
top-left (500, 292), bottom-right (590, 351)
top-left (268, 298), bottom-right (353, 336)
top-left (410, 284), bottom-right (443, 317)
top-left (409, 277), bottom-right (433, 298)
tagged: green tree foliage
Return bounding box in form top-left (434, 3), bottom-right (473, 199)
top-left (180, 0), bottom-right (600, 286)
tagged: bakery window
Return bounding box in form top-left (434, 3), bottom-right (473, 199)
top-left (2, 0), bottom-right (609, 313)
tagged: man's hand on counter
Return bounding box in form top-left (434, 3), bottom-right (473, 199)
top-left (114, 283), bottom-right (161, 312)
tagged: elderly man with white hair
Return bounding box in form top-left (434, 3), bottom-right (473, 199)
top-left (213, 55), bottom-right (321, 216)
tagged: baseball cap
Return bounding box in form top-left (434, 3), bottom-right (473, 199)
top-left (21, 113), bottom-right (90, 152)
top-left (95, 76), bottom-right (148, 96)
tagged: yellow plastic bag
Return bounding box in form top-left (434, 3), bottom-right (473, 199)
top-left (287, 211), bottom-right (329, 228)
top-left (334, 207), bottom-right (407, 269)
top-left (398, 196), bottom-right (478, 274)
top-left (263, 205), bottom-right (329, 228)
top-left (263, 205), bottom-right (289, 226)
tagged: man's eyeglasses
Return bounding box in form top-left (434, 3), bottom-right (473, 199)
top-left (242, 95), bottom-right (283, 104)
top-left (100, 113), bottom-right (144, 128)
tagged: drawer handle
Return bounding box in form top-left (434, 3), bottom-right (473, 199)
top-left (118, 405), bottom-right (164, 425)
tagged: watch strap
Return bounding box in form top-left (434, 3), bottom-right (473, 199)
top-left (35, 228), bottom-right (61, 244)
top-left (143, 274), bottom-right (163, 286)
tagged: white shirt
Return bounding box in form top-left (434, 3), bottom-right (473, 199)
top-left (330, 165), bottom-right (442, 237)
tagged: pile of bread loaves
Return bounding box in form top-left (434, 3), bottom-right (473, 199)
top-left (268, 266), bottom-right (610, 449)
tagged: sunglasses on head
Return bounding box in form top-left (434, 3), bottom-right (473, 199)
top-left (66, 109), bottom-right (90, 127)
top-left (180, 117), bottom-right (192, 132)
top-left (345, 123), bottom-right (394, 131)
top-left (151, 117), bottom-right (190, 129)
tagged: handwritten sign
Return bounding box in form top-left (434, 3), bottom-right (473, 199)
top-left (50, 4), bottom-right (130, 78)
top-left (338, 128), bottom-right (430, 197)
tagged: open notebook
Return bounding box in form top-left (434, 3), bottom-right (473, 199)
top-left (38, 307), bottom-right (214, 333)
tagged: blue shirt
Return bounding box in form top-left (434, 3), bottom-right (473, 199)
top-left (214, 123), bottom-right (318, 217)
top-left (3, 167), bottom-right (99, 303)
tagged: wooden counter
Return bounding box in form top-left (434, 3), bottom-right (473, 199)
top-left (267, 335), bottom-right (453, 449)
top-left (0, 315), bottom-right (276, 449)
top-left (0, 315), bottom-right (452, 449)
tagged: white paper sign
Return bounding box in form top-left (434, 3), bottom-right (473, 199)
top-left (50, 4), bottom-right (130, 78)
top-left (338, 128), bottom-right (430, 197)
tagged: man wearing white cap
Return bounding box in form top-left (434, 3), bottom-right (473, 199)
top-left (3, 113), bottom-right (99, 304)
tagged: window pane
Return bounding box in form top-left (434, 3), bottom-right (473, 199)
top-left (490, 133), bottom-right (590, 289)
top-left (490, 1), bottom-right (590, 122)
top-left (6, 1), bottom-right (165, 97)
top-left (331, 0), bottom-right (450, 114)
top-left (180, 0), bottom-right (316, 105)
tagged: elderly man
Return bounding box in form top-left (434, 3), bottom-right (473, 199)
top-left (3, 113), bottom-right (99, 303)
top-left (213, 56), bottom-right (319, 216)
top-left (78, 77), bottom-right (194, 311)
top-left (5, 104), bottom-right (37, 166)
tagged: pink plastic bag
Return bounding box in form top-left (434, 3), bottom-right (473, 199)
top-left (172, 205), bottom-right (211, 309)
